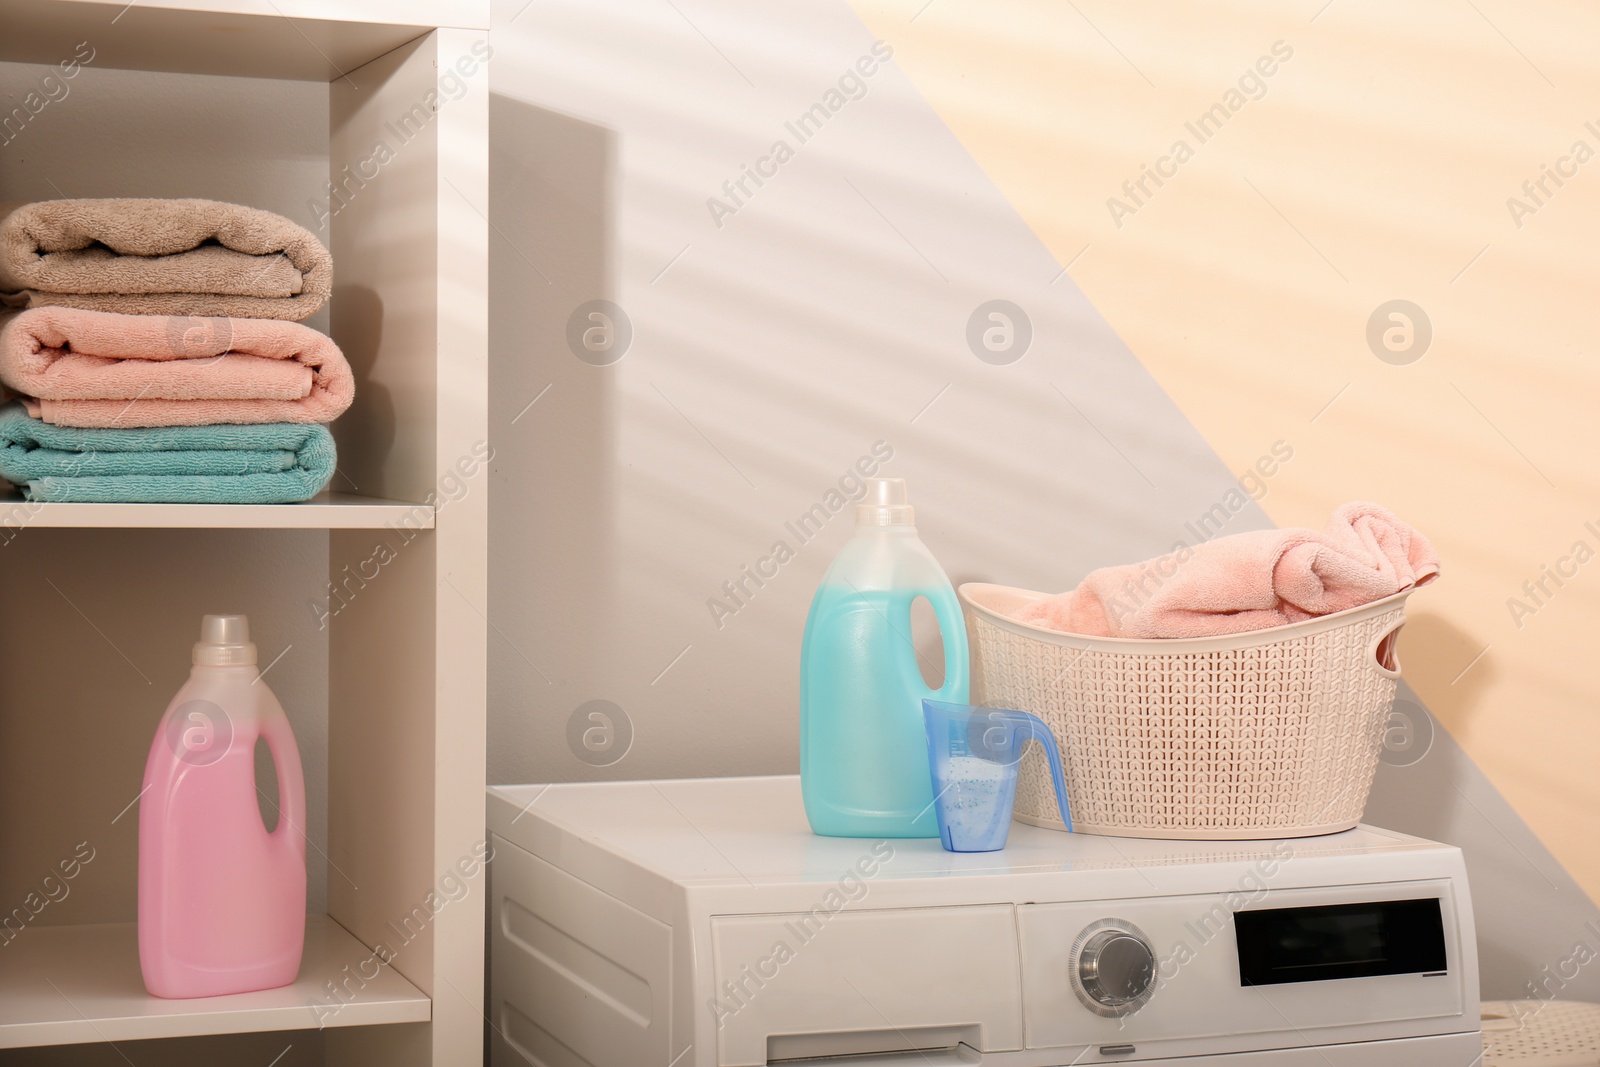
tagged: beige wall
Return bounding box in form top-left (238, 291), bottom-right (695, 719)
top-left (850, 0), bottom-right (1600, 899)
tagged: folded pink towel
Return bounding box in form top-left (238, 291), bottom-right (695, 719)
top-left (0, 307), bottom-right (353, 428)
top-left (1013, 502), bottom-right (1439, 639)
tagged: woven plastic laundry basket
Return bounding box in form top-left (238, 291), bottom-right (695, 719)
top-left (960, 582), bottom-right (1412, 840)
top-left (1480, 1001), bottom-right (1600, 1065)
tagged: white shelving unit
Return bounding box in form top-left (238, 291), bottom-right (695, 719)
top-left (0, 918), bottom-right (430, 1047)
top-left (0, 2), bottom-right (490, 1064)
top-left (1, 492), bottom-right (435, 530)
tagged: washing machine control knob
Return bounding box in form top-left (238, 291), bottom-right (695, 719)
top-left (1074, 921), bottom-right (1156, 1017)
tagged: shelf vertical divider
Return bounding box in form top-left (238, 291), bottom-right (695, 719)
top-left (325, 26), bottom-right (490, 1067)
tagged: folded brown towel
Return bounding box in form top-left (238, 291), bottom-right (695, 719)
top-left (0, 199), bottom-right (332, 321)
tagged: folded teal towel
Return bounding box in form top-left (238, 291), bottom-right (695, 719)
top-left (0, 402), bottom-right (335, 503)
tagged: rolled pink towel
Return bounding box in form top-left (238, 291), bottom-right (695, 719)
top-left (0, 306), bottom-right (353, 428)
top-left (1014, 502), bottom-right (1439, 639)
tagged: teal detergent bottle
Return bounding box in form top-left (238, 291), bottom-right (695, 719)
top-left (800, 478), bottom-right (969, 837)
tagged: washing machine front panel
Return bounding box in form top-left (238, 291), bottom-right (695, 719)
top-left (1019, 879), bottom-right (1468, 1052)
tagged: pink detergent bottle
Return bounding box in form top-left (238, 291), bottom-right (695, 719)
top-left (138, 614), bottom-right (307, 998)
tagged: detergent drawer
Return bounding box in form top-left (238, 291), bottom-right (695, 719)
top-left (710, 905), bottom-right (1023, 1067)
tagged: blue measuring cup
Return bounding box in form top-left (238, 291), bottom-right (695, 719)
top-left (922, 699), bottom-right (1074, 852)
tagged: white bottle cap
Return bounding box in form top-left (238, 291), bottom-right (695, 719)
top-left (857, 478), bottom-right (915, 526)
top-left (193, 614), bottom-right (258, 666)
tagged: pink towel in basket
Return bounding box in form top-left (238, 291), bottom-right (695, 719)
top-left (1013, 502), bottom-right (1439, 639)
top-left (0, 306), bottom-right (352, 428)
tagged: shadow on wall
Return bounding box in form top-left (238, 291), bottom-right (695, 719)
top-left (482, 0), bottom-right (1277, 791)
top-left (486, 93), bottom-right (622, 786)
top-left (328, 285), bottom-right (395, 497)
top-left (1368, 612), bottom-right (1600, 1000)
top-left (1364, 606), bottom-right (1600, 1000)
top-left (1367, 672), bottom-right (1600, 1001)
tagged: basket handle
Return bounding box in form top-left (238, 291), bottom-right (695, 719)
top-left (1369, 615), bottom-right (1406, 679)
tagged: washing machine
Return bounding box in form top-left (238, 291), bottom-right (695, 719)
top-left (486, 776), bottom-right (1481, 1066)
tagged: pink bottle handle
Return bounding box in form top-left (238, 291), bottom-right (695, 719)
top-left (259, 711), bottom-right (307, 861)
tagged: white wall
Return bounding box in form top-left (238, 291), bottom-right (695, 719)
top-left (485, 0), bottom-right (1252, 784)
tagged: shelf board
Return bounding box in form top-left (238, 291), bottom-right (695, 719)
top-left (0, 491), bottom-right (432, 530)
top-left (0, 915), bottom-right (430, 1048)
top-left (0, 1), bottom-right (488, 81)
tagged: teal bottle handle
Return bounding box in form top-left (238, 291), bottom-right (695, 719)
top-left (908, 591), bottom-right (966, 700)
top-left (934, 591), bottom-right (966, 700)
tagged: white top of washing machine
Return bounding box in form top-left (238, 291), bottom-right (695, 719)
top-left (488, 774), bottom-right (1460, 892)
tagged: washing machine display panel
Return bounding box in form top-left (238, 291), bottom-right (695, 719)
top-left (1235, 897), bottom-right (1448, 986)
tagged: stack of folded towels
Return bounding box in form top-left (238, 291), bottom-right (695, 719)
top-left (0, 198), bottom-right (349, 503)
